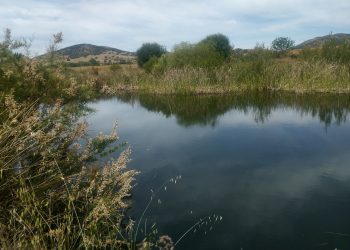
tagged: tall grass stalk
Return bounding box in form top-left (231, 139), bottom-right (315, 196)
top-left (0, 95), bottom-right (138, 249)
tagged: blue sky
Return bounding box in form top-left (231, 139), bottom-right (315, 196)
top-left (1, 0), bottom-right (349, 55)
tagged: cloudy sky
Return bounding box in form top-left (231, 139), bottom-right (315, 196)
top-left (1, 0), bottom-right (349, 55)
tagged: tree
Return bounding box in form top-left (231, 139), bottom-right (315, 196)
top-left (199, 33), bottom-right (232, 59)
top-left (89, 57), bottom-right (100, 66)
top-left (136, 43), bottom-right (167, 67)
top-left (271, 37), bottom-right (295, 53)
top-left (167, 41), bottom-right (224, 68)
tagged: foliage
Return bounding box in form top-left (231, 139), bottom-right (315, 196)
top-left (143, 56), bottom-right (160, 73)
top-left (271, 37), bottom-right (295, 53)
top-left (0, 96), bottom-right (138, 249)
top-left (0, 30), bottom-right (179, 249)
top-left (117, 57), bottom-right (350, 94)
top-left (89, 57), bottom-right (100, 66)
top-left (136, 43), bottom-right (167, 67)
top-left (146, 42), bottom-right (226, 74)
top-left (110, 63), bottom-right (122, 72)
top-left (199, 33), bottom-right (232, 59)
top-left (0, 30), bottom-right (111, 102)
top-left (301, 38), bottom-right (350, 63)
top-left (169, 42), bottom-right (225, 68)
top-left (141, 34), bottom-right (231, 73)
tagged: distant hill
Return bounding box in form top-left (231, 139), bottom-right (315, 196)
top-left (56, 44), bottom-right (134, 58)
top-left (295, 33), bottom-right (350, 49)
top-left (38, 43), bottom-right (136, 65)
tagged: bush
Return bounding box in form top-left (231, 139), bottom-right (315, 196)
top-left (150, 41), bottom-right (227, 73)
top-left (199, 33), bottom-right (232, 59)
top-left (234, 43), bottom-right (274, 62)
top-left (89, 58), bottom-right (100, 66)
top-left (0, 96), bottom-right (138, 248)
top-left (301, 39), bottom-right (350, 64)
top-left (144, 34), bottom-right (231, 73)
top-left (142, 56), bottom-right (160, 73)
top-left (271, 37), bottom-right (295, 53)
top-left (136, 43), bottom-right (167, 67)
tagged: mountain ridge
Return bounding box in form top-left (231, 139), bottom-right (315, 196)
top-left (55, 43), bottom-right (134, 59)
top-left (295, 33), bottom-right (350, 49)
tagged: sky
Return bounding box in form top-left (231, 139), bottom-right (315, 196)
top-left (1, 0), bottom-right (349, 55)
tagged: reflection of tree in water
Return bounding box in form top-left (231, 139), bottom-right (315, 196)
top-left (115, 92), bottom-right (350, 127)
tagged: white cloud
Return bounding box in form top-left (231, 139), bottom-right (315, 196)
top-left (0, 0), bottom-right (349, 54)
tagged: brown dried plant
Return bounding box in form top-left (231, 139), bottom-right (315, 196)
top-left (0, 95), bottom-right (138, 249)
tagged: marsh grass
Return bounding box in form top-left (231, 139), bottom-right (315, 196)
top-left (0, 95), bottom-right (139, 249)
top-left (1, 30), bottom-right (184, 249)
top-left (104, 38), bottom-right (350, 95)
top-left (2, 29), bottom-right (350, 104)
top-left (82, 55), bottom-right (350, 96)
top-left (98, 59), bottom-right (349, 95)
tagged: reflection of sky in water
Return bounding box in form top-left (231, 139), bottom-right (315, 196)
top-left (86, 96), bottom-right (350, 250)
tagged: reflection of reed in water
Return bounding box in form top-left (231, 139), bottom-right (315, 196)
top-left (115, 92), bottom-right (350, 127)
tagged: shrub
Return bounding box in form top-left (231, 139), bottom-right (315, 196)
top-left (89, 58), bottom-right (100, 66)
top-left (152, 41), bottom-right (226, 72)
top-left (136, 43), bottom-right (167, 67)
top-left (142, 56), bottom-right (160, 73)
top-left (301, 39), bottom-right (350, 64)
top-left (199, 33), bottom-right (232, 59)
top-left (271, 37), bottom-right (295, 53)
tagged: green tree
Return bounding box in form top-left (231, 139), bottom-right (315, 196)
top-left (167, 42), bottom-right (224, 68)
top-left (89, 57), bottom-right (100, 66)
top-left (271, 37), bottom-right (295, 53)
top-left (199, 33), bottom-right (232, 59)
top-left (136, 43), bottom-right (167, 67)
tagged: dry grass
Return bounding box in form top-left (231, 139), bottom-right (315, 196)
top-left (65, 56), bottom-right (350, 96)
top-left (71, 64), bottom-right (139, 73)
top-left (0, 96), bottom-right (139, 249)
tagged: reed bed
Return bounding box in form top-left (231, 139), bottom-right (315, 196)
top-left (92, 59), bottom-right (350, 95)
top-left (0, 95), bottom-right (142, 249)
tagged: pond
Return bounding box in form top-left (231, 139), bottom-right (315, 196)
top-left (86, 92), bottom-right (350, 250)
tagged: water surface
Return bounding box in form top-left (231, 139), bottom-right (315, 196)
top-left (87, 92), bottom-right (350, 250)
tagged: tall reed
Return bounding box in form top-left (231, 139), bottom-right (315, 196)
top-left (0, 95), bottom-right (138, 249)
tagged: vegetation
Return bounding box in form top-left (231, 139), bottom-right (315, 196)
top-left (301, 38), bottom-right (350, 64)
top-left (121, 34), bottom-right (349, 94)
top-left (0, 96), bottom-right (138, 248)
top-left (295, 33), bottom-right (350, 49)
top-left (137, 33), bottom-right (231, 73)
top-left (136, 43), bottom-right (167, 68)
top-left (0, 30), bottom-right (174, 249)
top-left (271, 37), bottom-right (295, 53)
top-left (199, 33), bottom-right (232, 59)
top-left (3, 29), bottom-right (347, 100)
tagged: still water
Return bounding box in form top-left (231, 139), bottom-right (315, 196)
top-left (86, 92), bottom-right (350, 250)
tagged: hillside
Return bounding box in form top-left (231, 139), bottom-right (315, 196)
top-left (56, 44), bottom-right (134, 58)
top-left (295, 33), bottom-right (350, 49)
top-left (38, 44), bottom-right (136, 65)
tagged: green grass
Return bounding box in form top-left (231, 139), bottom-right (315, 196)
top-left (93, 59), bottom-right (350, 95)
